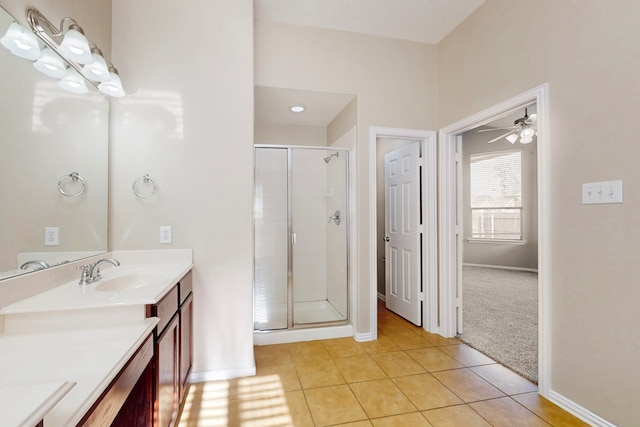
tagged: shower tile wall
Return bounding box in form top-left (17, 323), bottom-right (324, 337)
top-left (254, 149), bottom-right (288, 329)
top-left (326, 154), bottom-right (348, 317)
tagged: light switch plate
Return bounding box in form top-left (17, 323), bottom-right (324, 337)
top-left (582, 180), bottom-right (623, 204)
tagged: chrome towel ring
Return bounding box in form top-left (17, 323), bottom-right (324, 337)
top-left (132, 174), bottom-right (157, 198)
top-left (57, 172), bottom-right (85, 197)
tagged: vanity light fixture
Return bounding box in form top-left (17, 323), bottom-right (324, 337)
top-left (0, 21), bottom-right (42, 60)
top-left (24, 7), bottom-right (125, 96)
top-left (33, 46), bottom-right (67, 78)
top-left (81, 45), bottom-right (110, 82)
top-left (58, 69), bottom-right (88, 94)
top-left (98, 66), bottom-right (125, 97)
top-left (290, 105), bottom-right (305, 113)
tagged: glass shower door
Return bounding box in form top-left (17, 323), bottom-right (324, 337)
top-left (254, 148), bottom-right (288, 330)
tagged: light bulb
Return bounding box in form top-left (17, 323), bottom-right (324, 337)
top-left (520, 127), bottom-right (535, 138)
top-left (33, 47), bottom-right (67, 78)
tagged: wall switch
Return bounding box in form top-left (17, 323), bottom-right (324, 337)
top-left (582, 180), bottom-right (623, 204)
top-left (45, 227), bottom-right (59, 246)
top-left (160, 226), bottom-right (172, 244)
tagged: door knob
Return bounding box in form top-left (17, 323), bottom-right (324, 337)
top-left (384, 236), bottom-right (390, 242)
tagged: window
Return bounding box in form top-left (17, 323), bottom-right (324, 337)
top-left (470, 150), bottom-right (522, 241)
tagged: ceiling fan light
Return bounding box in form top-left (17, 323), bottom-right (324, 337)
top-left (520, 127), bottom-right (535, 138)
top-left (505, 134), bottom-right (518, 144)
top-left (520, 136), bottom-right (533, 144)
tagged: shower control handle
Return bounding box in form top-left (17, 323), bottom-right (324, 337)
top-left (329, 210), bottom-right (341, 226)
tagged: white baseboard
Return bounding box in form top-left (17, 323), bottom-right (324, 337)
top-left (547, 390), bottom-right (616, 427)
top-left (377, 292), bottom-right (386, 302)
top-left (463, 263), bottom-right (538, 273)
top-left (253, 324), bottom-right (354, 345)
top-left (189, 366), bottom-right (256, 383)
top-left (354, 331), bottom-right (374, 342)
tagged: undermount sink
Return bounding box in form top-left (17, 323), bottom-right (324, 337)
top-left (94, 272), bottom-right (162, 292)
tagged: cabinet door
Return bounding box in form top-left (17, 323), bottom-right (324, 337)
top-left (180, 293), bottom-right (193, 401)
top-left (156, 315), bottom-right (179, 427)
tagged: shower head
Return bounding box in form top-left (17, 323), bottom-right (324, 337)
top-left (324, 152), bottom-right (339, 163)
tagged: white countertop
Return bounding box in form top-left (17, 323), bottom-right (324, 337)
top-left (0, 320), bottom-right (158, 427)
top-left (0, 381), bottom-right (75, 427)
top-left (0, 262), bottom-right (192, 315)
top-left (0, 249), bottom-right (194, 427)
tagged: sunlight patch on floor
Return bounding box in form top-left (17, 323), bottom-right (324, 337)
top-left (178, 375), bottom-right (294, 427)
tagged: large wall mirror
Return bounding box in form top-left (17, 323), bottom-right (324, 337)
top-left (0, 6), bottom-right (108, 280)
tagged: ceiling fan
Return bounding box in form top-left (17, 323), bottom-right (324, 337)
top-left (478, 108), bottom-right (538, 144)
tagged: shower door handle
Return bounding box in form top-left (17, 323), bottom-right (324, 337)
top-left (329, 210), bottom-right (341, 226)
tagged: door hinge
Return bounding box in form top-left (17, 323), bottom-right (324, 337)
top-left (419, 291), bottom-right (425, 302)
top-left (455, 152), bottom-right (462, 163)
top-left (455, 225), bottom-right (461, 235)
top-left (456, 297), bottom-right (461, 307)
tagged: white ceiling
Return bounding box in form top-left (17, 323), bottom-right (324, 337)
top-left (254, 0), bottom-right (485, 44)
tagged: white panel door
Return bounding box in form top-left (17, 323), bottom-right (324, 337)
top-left (385, 144), bottom-right (422, 326)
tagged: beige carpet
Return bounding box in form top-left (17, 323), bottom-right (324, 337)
top-left (459, 265), bottom-right (538, 383)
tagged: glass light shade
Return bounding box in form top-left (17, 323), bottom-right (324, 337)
top-left (81, 51), bottom-right (110, 82)
top-left (520, 136), bottom-right (533, 144)
top-left (98, 71), bottom-right (125, 97)
top-left (58, 28), bottom-right (92, 64)
top-left (520, 127), bottom-right (535, 138)
top-left (58, 69), bottom-right (88, 94)
top-left (0, 22), bottom-right (42, 60)
top-left (33, 47), bottom-right (67, 78)
top-left (505, 133), bottom-right (518, 144)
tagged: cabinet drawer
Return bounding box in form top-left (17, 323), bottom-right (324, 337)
top-left (147, 285), bottom-right (178, 335)
top-left (179, 271), bottom-right (192, 305)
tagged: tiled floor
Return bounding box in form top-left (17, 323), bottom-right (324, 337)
top-left (177, 302), bottom-right (589, 426)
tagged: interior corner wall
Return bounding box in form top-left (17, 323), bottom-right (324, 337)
top-left (438, 1), bottom-right (640, 424)
top-left (255, 19), bottom-right (438, 336)
top-left (328, 97), bottom-right (358, 145)
top-left (110, 0), bottom-right (255, 379)
top-left (461, 128), bottom-right (538, 270)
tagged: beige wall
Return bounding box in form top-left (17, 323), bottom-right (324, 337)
top-left (255, 19), bottom-right (438, 335)
top-left (110, 0), bottom-right (255, 378)
top-left (439, 1), bottom-right (640, 424)
top-left (255, 123), bottom-right (326, 146)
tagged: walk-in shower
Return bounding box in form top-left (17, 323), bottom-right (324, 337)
top-left (253, 146), bottom-right (350, 333)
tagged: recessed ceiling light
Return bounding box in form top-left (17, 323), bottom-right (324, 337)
top-left (290, 105), bottom-right (305, 113)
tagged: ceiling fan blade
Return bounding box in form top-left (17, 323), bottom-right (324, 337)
top-left (477, 126), bottom-right (517, 133)
top-left (487, 130), bottom-right (517, 143)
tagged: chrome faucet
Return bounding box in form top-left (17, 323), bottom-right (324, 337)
top-left (77, 258), bottom-right (120, 285)
top-left (20, 260), bottom-right (51, 271)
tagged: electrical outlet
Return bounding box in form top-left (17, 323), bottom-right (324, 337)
top-left (160, 226), bottom-right (172, 244)
top-left (582, 180), bottom-right (623, 204)
top-left (45, 227), bottom-right (59, 246)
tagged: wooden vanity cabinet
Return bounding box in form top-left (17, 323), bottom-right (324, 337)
top-left (146, 271), bottom-right (193, 427)
top-left (77, 335), bottom-right (154, 427)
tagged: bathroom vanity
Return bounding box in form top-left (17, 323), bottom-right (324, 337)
top-left (0, 250), bottom-right (193, 427)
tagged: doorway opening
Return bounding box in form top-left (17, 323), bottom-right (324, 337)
top-left (368, 127), bottom-right (437, 340)
top-left (438, 84), bottom-right (550, 395)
